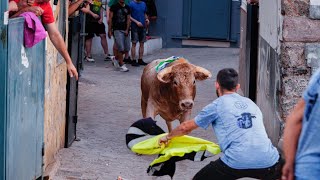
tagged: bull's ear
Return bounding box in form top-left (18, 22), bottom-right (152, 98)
top-left (157, 66), bottom-right (173, 83)
top-left (193, 66), bottom-right (212, 81)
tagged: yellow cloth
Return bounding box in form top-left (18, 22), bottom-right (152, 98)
top-left (131, 134), bottom-right (221, 166)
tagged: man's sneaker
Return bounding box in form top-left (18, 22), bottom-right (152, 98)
top-left (104, 54), bottom-right (113, 61)
top-left (111, 57), bottom-right (120, 68)
top-left (138, 59), bottom-right (148, 66)
top-left (119, 64), bottom-right (129, 72)
top-left (85, 56), bottom-right (95, 62)
top-left (131, 60), bottom-right (140, 67)
top-left (124, 57), bottom-right (132, 64)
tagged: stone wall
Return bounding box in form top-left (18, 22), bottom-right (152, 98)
top-left (280, 0), bottom-right (320, 119)
top-left (43, 0), bottom-right (69, 174)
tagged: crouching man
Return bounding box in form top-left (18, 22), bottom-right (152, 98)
top-left (159, 68), bottom-right (283, 180)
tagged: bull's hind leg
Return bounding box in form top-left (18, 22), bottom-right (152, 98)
top-left (141, 98), bottom-right (147, 118)
top-left (145, 100), bottom-right (156, 119)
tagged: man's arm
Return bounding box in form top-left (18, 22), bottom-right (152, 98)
top-left (125, 14), bottom-right (130, 35)
top-left (9, 1), bottom-right (18, 12)
top-left (68, 0), bottom-right (88, 16)
top-left (98, 3), bottom-right (103, 24)
top-left (81, 4), bottom-right (99, 18)
top-left (282, 98), bottom-right (305, 180)
top-left (10, 6), bottom-right (43, 18)
top-left (159, 120), bottom-right (198, 145)
top-left (108, 10), bottom-right (113, 38)
top-left (145, 13), bottom-right (149, 26)
top-left (130, 17), bottom-right (143, 27)
top-left (45, 23), bottom-right (79, 80)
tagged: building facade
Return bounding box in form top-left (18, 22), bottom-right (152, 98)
top-left (149, 0), bottom-right (241, 48)
top-left (240, 0), bottom-right (320, 146)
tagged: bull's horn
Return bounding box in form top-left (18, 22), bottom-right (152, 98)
top-left (157, 66), bottom-right (173, 83)
top-left (193, 65), bottom-right (212, 81)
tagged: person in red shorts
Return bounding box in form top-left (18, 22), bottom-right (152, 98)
top-left (11, 0), bottom-right (79, 80)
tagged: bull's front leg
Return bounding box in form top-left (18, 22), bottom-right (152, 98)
top-left (166, 121), bottom-right (173, 132)
top-left (145, 100), bottom-right (157, 120)
top-left (179, 110), bottom-right (192, 124)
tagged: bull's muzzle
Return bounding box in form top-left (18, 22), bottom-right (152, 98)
top-left (180, 99), bottom-right (194, 110)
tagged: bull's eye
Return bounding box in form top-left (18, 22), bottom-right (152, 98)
top-left (193, 80), bottom-right (196, 85)
top-left (173, 80), bottom-right (178, 86)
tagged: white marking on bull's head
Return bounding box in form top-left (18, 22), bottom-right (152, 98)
top-left (157, 63), bottom-right (212, 111)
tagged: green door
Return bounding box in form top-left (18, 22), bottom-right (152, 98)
top-left (183, 0), bottom-right (231, 40)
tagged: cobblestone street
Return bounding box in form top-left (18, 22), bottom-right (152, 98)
top-left (52, 48), bottom-right (239, 180)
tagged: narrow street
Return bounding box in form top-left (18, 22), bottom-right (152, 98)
top-left (52, 48), bottom-right (239, 180)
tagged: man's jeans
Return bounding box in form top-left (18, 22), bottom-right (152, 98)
top-left (193, 158), bottom-right (283, 180)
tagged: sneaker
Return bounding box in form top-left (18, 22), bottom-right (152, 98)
top-left (138, 59), bottom-right (148, 66)
top-left (104, 54), bottom-right (113, 61)
top-left (119, 64), bottom-right (129, 72)
top-left (111, 57), bottom-right (120, 68)
top-left (85, 56), bottom-right (95, 62)
top-left (124, 57), bottom-right (132, 64)
top-left (131, 60), bottom-right (140, 67)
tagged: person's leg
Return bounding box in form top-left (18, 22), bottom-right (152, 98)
top-left (130, 27), bottom-right (139, 66)
top-left (131, 43), bottom-right (138, 66)
top-left (123, 33), bottom-right (131, 64)
top-left (123, 52), bottom-right (131, 64)
top-left (193, 159), bottom-right (237, 180)
top-left (138, 28), bottom-right (147, 65)
top-left (114, 30), bottom-right (129, 72)
top-left (85, 37), bottom-right (94, 62)
top-left (85, 22), bottom-right (95, 62)
top-left (96, 23), bottom-right (112, 60)
top-left (100, 34), bottom-right (109, 55)
top-left (138, 42), bottom-right (144, 60)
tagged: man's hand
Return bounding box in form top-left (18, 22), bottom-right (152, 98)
top-left (136, 21), bottom-right (143, 28)
top-left (108, 30), bottom-right (112, 39)
top-left (27, 0), bottom-right (35, 6)
top-left (125, 30), bottom-right (129, 36)
top-left (67, 63), bottom-right (79, 80)
top-left (145, 19), bottom-right (150, 26)
top-left (158, 135), bottom-right (171, 146)
top-left (92, 13), bottom-right (100, 19)
top-left (281, 162), bottom-right (294, 180)
top-left (98, 18), bottom-right (103, 24)
top-left (25, 6), bottom-right (44, 16)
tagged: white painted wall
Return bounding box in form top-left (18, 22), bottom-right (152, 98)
top-left (259, 0), bottom-right (282, 53)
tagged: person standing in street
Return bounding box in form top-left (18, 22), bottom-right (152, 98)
top-left (129, 0), bottom-right (148, 66)
top-left (84, 0), bottom-right (112, 62)
top-left (282, 68), bottom-right (320, 180)
top-left (108, 0), bottom-right (130, 72)
top-left (159, 68), bottom-right (283, 180)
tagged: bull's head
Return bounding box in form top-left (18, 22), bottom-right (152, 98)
top-left (157, 63), bottom-right (212, 111)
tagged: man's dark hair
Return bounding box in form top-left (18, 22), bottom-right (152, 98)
top-left (216, 68), bottom-right (239, 91)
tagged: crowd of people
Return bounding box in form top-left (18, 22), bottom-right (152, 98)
top-left (8, 0), bottom-right (157, 73)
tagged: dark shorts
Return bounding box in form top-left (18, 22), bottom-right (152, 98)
top-left (114, 30), bottom-right (130, 52)
top-left (131, 26), bottom-right (146, 43)
top-left (85, 21), bottom-right (106, 40)
top-left (193, 158), bottom-right (284, 180)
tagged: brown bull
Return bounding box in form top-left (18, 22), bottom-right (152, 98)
top-left (141, 57), bottom-right (212, 132)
